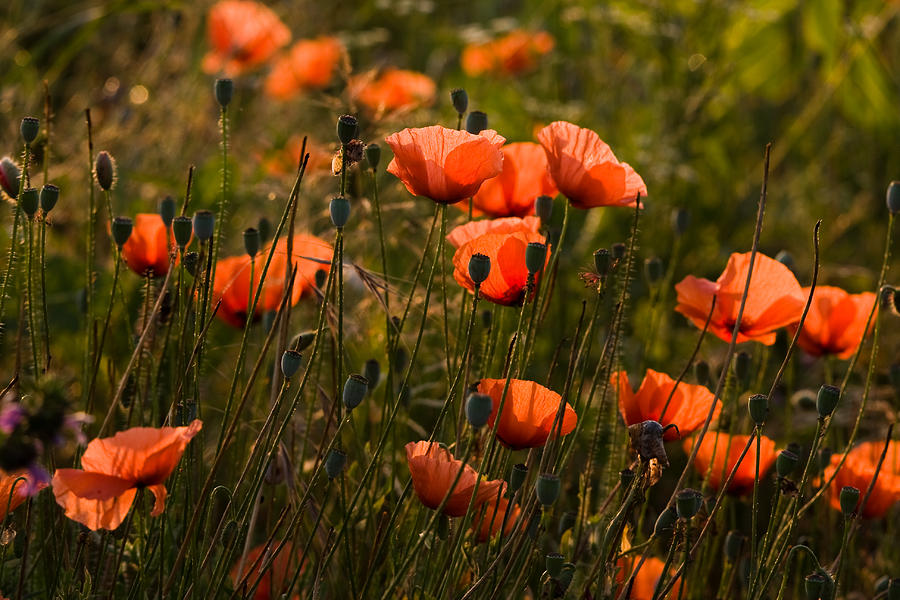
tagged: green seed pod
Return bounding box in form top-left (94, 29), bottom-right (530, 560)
top-left (450, 88), bottom-right (468, 115)
top-left (324, 448), bottom-right (347, 479)
top-left (545, 553), bottom-right (565, 578)
top-left (525, 242), bottom-right (547, 275)
top-left (593, 248), bottom-right (610, 277)
top-left (172, 216), bottom-right (193, 250)
top-left (509, 463), bottom-right (527, 493)
top-left (182, 251), bottom-right (200, 277)
top-left (468, 253), bottom-right (491, 285)
top-left (887, 181), bottom-right (900, 215)
top-left (816, 384), bottom-right (841, 418)
top-left (724, 530), bottom-right (744, 561)
top-left (94, 151), bottom-right (115, 191)
top-left (111, 216), bottom-right (133, 247)
top-left (536, 473), bottom-right (560, 506)
top-left (654, 506), bottom-right (677, 535)
top-left (243, 227), bottom-right (260, 257)
top-left (804, 573), bottom-right (826, 600)
top-left (159, 195), bottom-right (176, 227)
top-left (192, 210), bottom-right (215, 241)
top-left (40, 184), bottom-right (59, 213)
top-left (671, 207), bottom-right (690, 236)
top-left (292, 331), bottom-right (316, 352)
top-left (465, 111), bottom-right (488, 134)
top-left (343, 374), bottom-right (369, 410)
top-left (365, 143), bottom-right (381, 171)
top-left (465, 392), bottom-right (493, 428)
top-left (337, 114), bottom-right (359, 146)
top-left (0, 157), bottom-right (20, 199)
top-left (363, 359), bottom-right (380, 392)
top-left (611, 243), bottom-right (626, 260)
top-left (215, 78), bottom-right (234, 107)
top-left (748, 394), bottom-right (768, 426)
top-left (694, 360), bottom-right (710, 386)
top-left (280, 350), bottom-right (302, 378)
top-left (20, 117), bottom-right (39, 144)
top-left (644, 257), bottom-right (664, 285)
top-left (776, 449), bottom-right (799, 479)
top-left (534, 195), bottom-right (553, 222)
top-left (733, 351), bottom-right (752, 389)
top-left (19, 187), bottom-right (38, 218)
top-left (675, 488), bottom-right (702, 520)
top-left (839, 486), bottom-right (860, 518)
top-left (557, 563), bottom-right (575, 591)
top-left (258, 217), bottom-right (273, 243)
top-left (330, 196), bottom-right (351, 228)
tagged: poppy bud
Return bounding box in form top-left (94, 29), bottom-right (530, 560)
top-left (776, 449), bottom-right (799, 479)
top-left (94, 151), bottom-right (115, 191)
top-left (292, 331), bottom-right (316, 352)
top-left (775, 250), bottom-right (795, 272)
top-left (804, 572), bottom-right (826, 600)
top-left (324, 448), bottom-right (347, 479)
top-left (557, 563), bottom-right (575, 592)
top-left (40, 184), bottom-right (59, 213)
top-left (330, 196), bottom-right (351, 228)
top-left (158, 195), bottom-right (175, 227)
top-left (315, 269), bottom-right (328, 289)
top-left (644, 257), bottom-right (663, 284)
top-left (545, 553), bottom-right (565, 578)
top-left (468, 253), bottom-right (491, 285)
top-left (816, 384), bottom-right (840, 418)
top-left (280, 350), bottom-right (302, 378)
top-left (525, 242), bottom-right (547, 275)
top-left (671, 208), bottom-right (690, 236)
top-left (343, 374), bottom-right (369, 410)
top-left (694, 360), bottom-right (710, 386)
top-left (881, 285), bottom-right (896, 314)
top-left (450, 88), bottom-right (468, 115)
top-left (748, 394), bottom-right (768, 425)
top-left (243, 227), bottom-right (260, 257)
top-left (558, 511), bottom-right (576, 536)
top-left (111, 216), bottom-right (133, 248)
top-left (258, 217), bottom-right (272, 243)
top-left (172, 216), bottom-right (193, 250)
top-left (733, 351), bottom-right (751, 389)
top-left (593, 249), bottom-right (610, 277)
top-left (365, 143), bottom-right (381, 171)
top-left (0, 157), bottom-right (20, 199)
top-left (536, 473), bottom-right (560, 506)
top-left (214, 78), bottom-right (233, 107)
top-left (20, 117), bottom-right (39, 144)
top-left (192, 210), bottom-right (215, 241)
top-left (19, 188), bottom-right (38, 218)
top-left (839, 486), bottom-right (860, 518)
top-left (465, 111), bottom-right (488, 134)
top-left (675, 488), bottom-right (702, 520)
top-left (654, 506), bottom-right (677, 535)
top-left (182, 251), bottom-right (200, 276)
top-left (465, 392), bottom-right (492, 428)
top-left (535, 195), bottom-right (553, 223)
top-left (887, 181), bottom-right (900, 215)
top-left (363, 359), bottom-right (380, 392)
top-left (337, 114), bottom-right (358, 146)
top-left (889, 578), bottom-right (900, 600)
top-left (611, 243), bottom-right (626, 260)
top-left (509, 463), bottom-right (527, 493)
top-left (724, 530), bottom-right (744, 561)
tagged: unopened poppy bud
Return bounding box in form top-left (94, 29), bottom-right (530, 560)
top-left (748, 394), bottom-right (768, 425)
top-left (775, 250), bottom-right (795, 272)
top-left (839, 486), bottom-right (860, 518)
top-left (671, 208), bottom-right (690, 236)
top-left (816, 384), bottom-right (840, 418)
top-left (158, 195), bottom-right (175, 226)
top-left (337, 114), bottom-right (358, 146)
top-left (465, 111), bottom-right (488, 134)
top-left (214, 78), bottom-right (234, 107)
top-left (258, 217), bottom-right (272, 242)
top-left (111, 216), bottom-right (133, 247)
top-left (365, 143), bottom-right (381, 171)
top-left (611, 243), bottom-right (626, 259)
top-left (593, 249), bottom-right (610, 277)
top-left (509, 463), bottom-right (527, 493)
top-left (0, 157), bottom-right (20, 199)
top-left (330, 196), bottom-right (351, 228)
top-left (40, 184), bottom-right (59, 213)
top-left (675, 488), bottom-right (702, 519)
top-left (535, 195), bottom-right (553, 222)
top-left (654, 506), bottom-right (677, 535)
top-left (724, 530), bottom-right (744, 561)
top-left (315, 269), bottom-right (328, 289)
top-left (324, 448), bottom-right (347, 479)
top-left (776, 449), bottom-right (799, 479)
top-left (468, 253), bottom-right (491, 285)
top-left (280, 350), bottom-right (302, 378)
top-left (545, 552), bottom-right (565, 578)
top-left (292, 331), bottom-right (316, 352)
top-left (644, 257), bottom-right (664, 284)
top-left (881, 286), bottom-right (897, 313)
top-left (525, 242), bottom-right (547, 274)
top-left (19, 188), bottom-right (38, 217)
top-left (172, 216), bottom-right (193, 250)
top-left (20, 117), bottom-right (39, 144)
top-left (889, 578), bottom-right (900, 600)
top-left (182, 251), bottom-right (200, 276)
top-left (192, 210), bottom-right (215, 241)
top-left (536, 473), bottom-right (560, 506)
top-left (465, 392), bottom-right (492, 428)
top-left (243, 227), bottom-right (260, 257)
top-left (94, 151), bottom-right (115, 191)
top-left (343, 374), bottom-right (369, 410)
top-left (733, 351), bottom-right (751, 389)
top-left (557, 563), bottom-right (575, 591)
top-left (887, 181), bottom-right (900, 215)
top-left (364, 359), bottom-right (380, 391)
top-left (558, 511), bottom-right (576, 536)
top-left (450, 88), bottom-right (468, 115)
top-left (804, 573), bottom-right (825, 599)
top-left (694, 360), bottom-right (710, 386)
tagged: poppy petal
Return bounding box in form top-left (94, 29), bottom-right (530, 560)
top-left (52, 469), bottom-right (137, 530)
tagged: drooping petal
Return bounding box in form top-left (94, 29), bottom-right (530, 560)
top-left (52, 469), bottom-right (137, 531)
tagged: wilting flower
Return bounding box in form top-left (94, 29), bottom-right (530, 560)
top-left (446, 216), bottom-right (541, 249)
top-left (615, 556), bottom-right (682, 599)
top-left (461, 30), bottom-right (554, 77)
top-left (787, 286), bottom-right (876, 359)
top-left (213, 234), bottom-right (332, 328)
top-left (52, 420), bottom-right (202, 530)
top-left (0, 157), bottom-right (20, 200)
top-left (405, 441), bottom-right (504, 516)
top-left (683, 432), bottom-right (777, 494)
top-left (612, 369), bottom-right (720, 441)
top-left (264, 37), bottom-right (344, 100)
top-left (385, 126), bottom-right (505, 204)
top-left (202, 1), bottom-right (290, 76)
top-left (120, 214), bottom-right (178, 277)
top-left (231, 542), bottom-right (303, 600)
top-left (537, 121), bottom-right (646, 209)
top-left (476, 379), bottom-right (576, 449)
top-left (675, 252), bottom-right (805, 345)
top-left (350, 68), bottom-right (437, 113)
top-left (0, 470), bottom-right (47, 519)
top-left (459, 142), bottom-right (557, 218)
top-left (471, 493), bottom-right (521, 543)
top-left (452, 230), bottom-right (547, 305)
top-left (823, 441), bottom-right (900, 518)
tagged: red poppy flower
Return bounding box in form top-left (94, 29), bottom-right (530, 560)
top-left (52, 420), bottom-right (202, 530)
top-left (212, 234), bottom-right (332, 328)
top-left (0, 470), bottom-right (46, 519)
top-left (120, 214), bottom-right (177, 278)
top-left (452, 230), bottom-right (547, 306)
top-left (471, 494), bottom-right (521, 543)
top-left (823, 441), bottom-right (900, 518)
top-left (615, 557), bottom-right (681, 599)
top-left (476, 379), bottom-right (576, 450)
top-left (262, 136), bottom-right (333, 178)
top-left (461, 30), bottom-right (554, 77)
top-left (682, 432), bottom-right (777, 494)
top-left (231, 542), bottom-right (303, 600)
top-left (787, 286), bottom-right (876, 359)
top-left (350, 68), bottom-right (437, 113)
top-left (611, 369), bottom-right (720, 441)
top-left (202, 1), bottom-right (290, 76)
top-left (456, 142), bottom-right (558, 218)
top-left (405, 441), bottom-right (504, 517)
top-left (446, 216), bottom-right (541, 249)
top-left (264, 37), bottom-right (344, 100)
top-left (674, 252), bottom-right (806, 345)
top-left (537, 121), bottom-right (646, 209)
top-left (385, 126), bottom-right (505, 204)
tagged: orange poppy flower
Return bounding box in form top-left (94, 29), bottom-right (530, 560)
top-left (674, 252), bottom-right (806, 345)
top-left (823, 441), bottom-right (900, 518)
top-left (615, 556), bottom-right (682, 599)
top-left (461, 30), bottom-right (554, 77)
top-left (262, 136), bottom-right (333, 178)
top-left (456, 142), bottom-right (558, 218)
top-left (471, 494), bottom-right (521, 543)
top-left (405, 441), bottom-right (504, 517)
top-left (446, 216), bottom-right (541, 249)
top-left (264, 37), bottom-right (344, 100)
top-left (202, 1), bottom-right (290, 76)
top-left (537, 121), bottom-right (647, 209)
top-left (350, 68), bottom-right (437, 113)
top-left (452, 230), bottom-right (547, 306)
top-left (231, 542), bottom-right (303, 600)
top-left (385, 126), bottom-right (505, 204)
top-left (0, 470), bottom-right (47, 519)
top-left (476, 379), bottom-right (576, 449)
top-left (120, 214), bottom-right (177, 278)
top-left (213, 234), bottom-right (332, 328)
top-left (52, 420), bottom-right (202, 530)
top-left (612, 369), bottom-right (720, 441)
top-left (787, 286), bottom-right (876, 359)
top-left (682, 432), bottom-right (777, 494)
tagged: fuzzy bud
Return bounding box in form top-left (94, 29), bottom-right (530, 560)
top-left (94, 151), bottom-right (115, 191)
top-left (450, 88), bottom-right (468, 115)
top-left (0, 157), bottom-right (20, 199)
